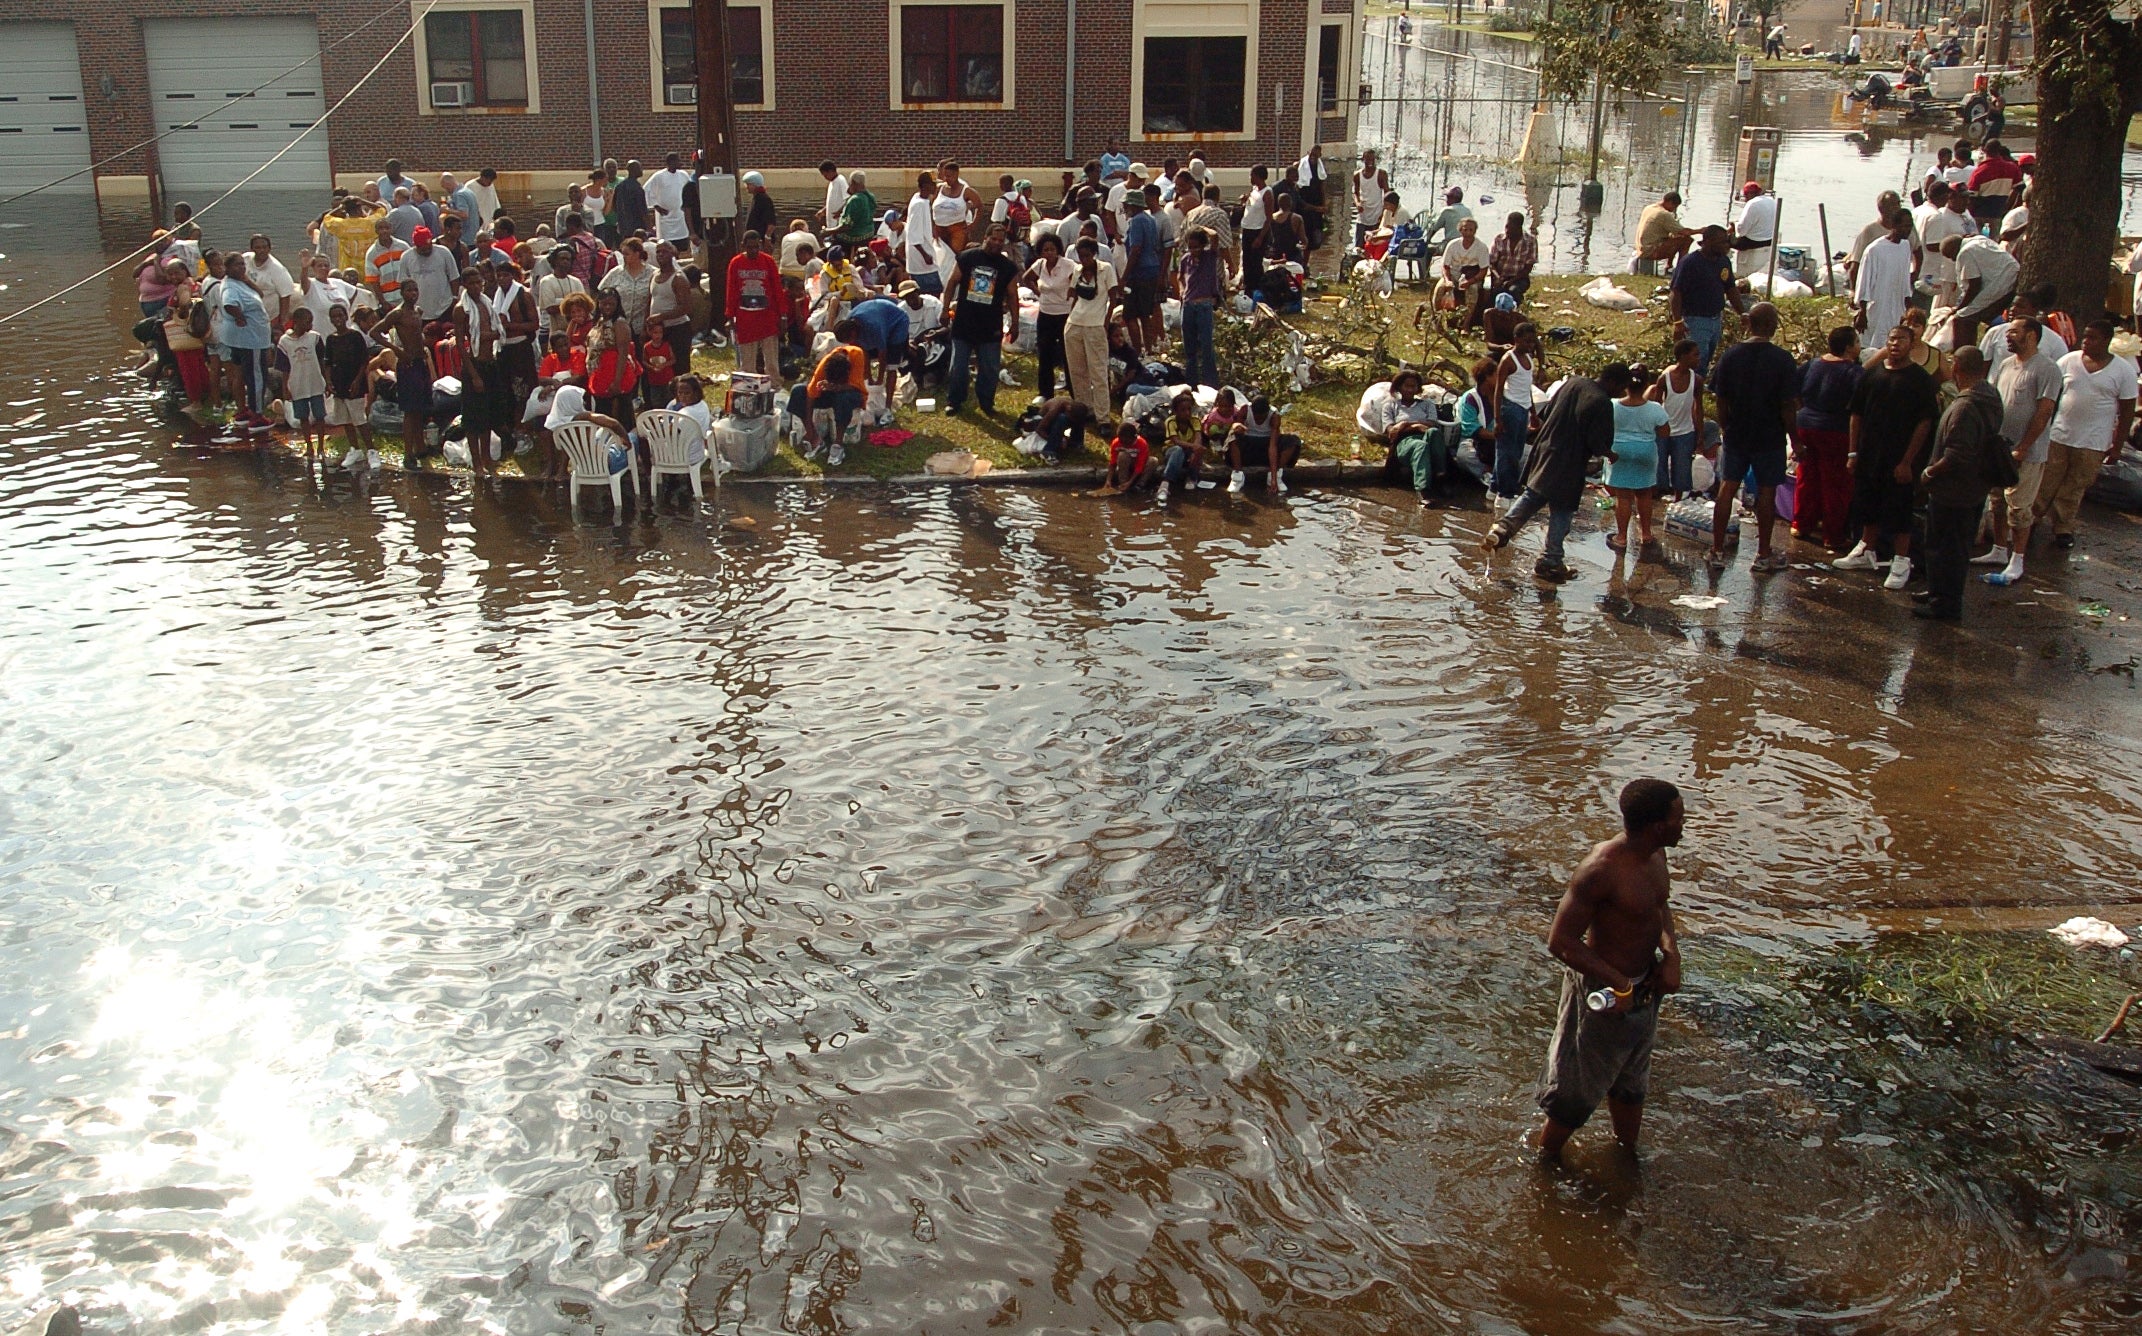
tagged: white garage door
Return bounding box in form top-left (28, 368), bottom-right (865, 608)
top-left (0, 24), bottom-right (93, 193)
top-left (145, 17), bottom-right (330, 196)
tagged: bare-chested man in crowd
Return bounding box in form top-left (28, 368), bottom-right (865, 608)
top-left (1536, 778), bottom-right (1685, 1161)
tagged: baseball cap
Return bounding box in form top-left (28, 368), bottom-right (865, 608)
top-left (742, 170), bottom-right (765, 187)
top-left (1741, 181), bottom-right (1763, 198)
top-left (898, 281), bottom-right (921, 298)
top-left (1127, 162), bottom-right (1149, 178)
top-left (411, 225), bottom-right (433, 244)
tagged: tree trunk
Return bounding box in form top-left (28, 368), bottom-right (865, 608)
top-left (2020, 3), bottom-right (2142, 319)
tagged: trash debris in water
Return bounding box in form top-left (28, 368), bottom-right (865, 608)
top-left (2048, 917), bottom-right (2130, 949)
top-left (1673, 594), bottom-right (1730, 610)
top-left (2078, 601), bottom-right (2111, 618)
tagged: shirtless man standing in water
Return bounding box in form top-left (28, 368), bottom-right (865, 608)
top-left (1536, 778), bottom-right (1685, 1161)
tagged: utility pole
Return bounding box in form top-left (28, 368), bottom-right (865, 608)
top-left (1582, 4), bottom-right (1615, 208)
top-left (694, 0), bottom-right (741, 290)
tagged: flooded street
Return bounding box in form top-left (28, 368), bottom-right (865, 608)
top-left (5, 169), bottom-right (2142, 1331)
top-left (1359, 21), bottom-right (2142, 275)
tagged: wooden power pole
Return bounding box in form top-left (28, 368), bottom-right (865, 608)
top-left (694, 0), bottom-right (741, 289)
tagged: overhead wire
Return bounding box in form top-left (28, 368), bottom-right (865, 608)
top-left (0, 2), bottom-right (438, 327)
top-left (0, 0), bottom-right (425, 211)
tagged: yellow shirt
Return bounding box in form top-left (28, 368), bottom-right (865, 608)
top-left (321, 214), bottom-right (380, 271)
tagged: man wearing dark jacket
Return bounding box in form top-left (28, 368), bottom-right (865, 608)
top-left (1482, 363), bottom-right (1631, 581)
top-left (1915, 346), bottom-right (2007, 622)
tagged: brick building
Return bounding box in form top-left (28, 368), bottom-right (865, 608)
top-left (0, 1), bottom-right (1366, 201)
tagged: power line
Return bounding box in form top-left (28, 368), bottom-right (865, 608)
top-left (0, 0), bottom-right (421, 211)
top-left (0, 3), bottom-right (438, 327)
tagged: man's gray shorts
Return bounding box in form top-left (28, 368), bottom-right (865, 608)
top-left (1538, 965), bottom-right (1658, 1128)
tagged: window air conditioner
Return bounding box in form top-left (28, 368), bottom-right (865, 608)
top-left (666, 83), bottom-right (698, 105)
top-left (430, 81), bottom-right (476, 108)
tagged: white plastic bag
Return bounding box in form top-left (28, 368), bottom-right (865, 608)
top-left (1014, 430), bottom-right (1047, 457)
top-left (1579, 275), bottom-right (1643, 311)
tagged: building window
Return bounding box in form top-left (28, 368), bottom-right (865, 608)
top-left (1142, 36), bottom-right (1246, 135)
top-left (900, 4), bottom-right (1004, 103)
top-left (1317, 22), bottom-right (1342, 114)
top-left (424, 9), bottom-right (528, 107)
top-left (655, 3), bottom-right (768, 109)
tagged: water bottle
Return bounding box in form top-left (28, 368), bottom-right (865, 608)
top-left (1585, 987), bottom-right (1619, 1012)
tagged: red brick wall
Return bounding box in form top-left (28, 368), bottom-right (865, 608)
top-left (0, 0), bottom-right (1317, 184)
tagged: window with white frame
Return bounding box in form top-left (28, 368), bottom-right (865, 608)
top-left (414, 0), bottom-right (539, 113)
top-left (889, 0), bottom-right (1014, 108)
top-left (651, 2), bottom-right (773, 111)
top-left (1132, 1), bottom-right (1257, 139)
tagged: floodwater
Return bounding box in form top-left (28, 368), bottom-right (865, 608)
top-left (4, 192), bottom-right (2142, 1332)
top-left (1358, 20), bottom-right (2142, 275)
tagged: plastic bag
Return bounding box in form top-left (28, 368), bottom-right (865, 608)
top-left (1579, 276), bottom-right (1643, 312)
top-left (1014, 430), bottom-right (1047, 457)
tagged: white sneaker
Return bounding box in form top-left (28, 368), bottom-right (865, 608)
top-left (1882, 556), bottom-right (1913, 590)
top-left (365, 450), bottom-right (382, 470)
top-left (1832, 544), bottom-right (1879, 571)
top-left (1155, 480), bottom-right (1171, 505)
top-left (1273, 469), bottom-right (1288, 494)
top-left (341, 447), bottom-right (362, 470)
top-left (1227, 471), bottom-right (1246, 494)
top-left (827, 444), bottom-right (846, 467)
top-left (1970, 545), bottom-right (2010, 566)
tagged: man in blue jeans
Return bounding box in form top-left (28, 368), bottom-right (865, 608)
top-left (941, 223), bottom-right (1021, 415)
top-left (1173, 226), bottom-right (1223, 388)
top-left (1481, 364), bottom-right (1630, 582)
top-left (1668, 226), bottom-right (1743, 375)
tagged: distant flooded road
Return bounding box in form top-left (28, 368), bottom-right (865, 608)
top-left (2, 184), bottom-right (2140, 1331)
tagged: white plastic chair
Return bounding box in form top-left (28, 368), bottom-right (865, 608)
top-left (637, 408), bottom-right (712, 505)
top-left (553, 420), bottom-right (634, 517)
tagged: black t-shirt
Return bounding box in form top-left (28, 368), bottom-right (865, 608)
top-left (1848, 362), bottom-right (1942, 466)
top-left (950, 249), bottom-right (1019, 343)
top-left (323, 329), bottom-right (372, 398)
top-left (1710, 339), bottom-right (1799, 453)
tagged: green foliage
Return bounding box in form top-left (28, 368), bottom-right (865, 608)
top-left (1535, 0), bottom-right (1688, 106)
top-left (1487, 11), bottom-right (1536, 32)
top-left (2031, 0), bottom-right (2141, 120)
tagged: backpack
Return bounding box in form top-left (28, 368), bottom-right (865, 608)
top-left (1005, 194), bottom-right (1032, 230)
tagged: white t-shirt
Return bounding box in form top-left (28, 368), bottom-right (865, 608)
top-left (276, 329), bottom-right (327, 399)
top-left (1066, 259), bottom-right (1117, 328)
top-left (1954, 236), bottom-right (2020, 314)
top-left (824, 174), bottom-right (850, 224)
top-left (298, 275), bottom-right (357, 332)
top-left (1441, 237), bottom-right (1491, 283)
top-left (245, 254), bottom-right (297, 311)
top-left (1980, 319), bottom-right (2067, 380)
top-left (646, 168), bottom-right (692, 242)
top-left (902, 294), bottom-right (943, 334)
top-left (536, 273), bottom-right (586, 334)
top-left (2000, 205), bottom-right (2029, 243)
top-left (2049, 351), bottom-right (2138, 452)
top-left (1916, 205), bottom-right (1969, 283)
top-left (904, 193), bottom-right (939, 276)
top-left (1734, 193), bottom-right (1778, 243)
top-left (1027, 256), bottom-right (1077, 316)
top-left (468, 180), bottom-right (501, 228)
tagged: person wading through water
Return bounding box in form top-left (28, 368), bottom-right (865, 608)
top-left (1536, 778), bottom-right (1686, 1162)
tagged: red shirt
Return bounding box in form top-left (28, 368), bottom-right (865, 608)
top-left (1110, 432), bottom-right (1150, 477)
top-left (1967, 157), bottom-right (2022, 193)
top-left (726, 250), bottom-right (788, 343)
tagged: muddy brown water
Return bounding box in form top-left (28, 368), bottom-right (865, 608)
top-left (3, 192), bottom-right (2142, 1332)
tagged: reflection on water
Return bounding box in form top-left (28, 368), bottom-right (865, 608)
top-left (2, 175), bottom-right (2141, 1334)
top-left (1360, 22), bottom-right (2142, 275)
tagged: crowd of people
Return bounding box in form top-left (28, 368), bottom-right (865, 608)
top-left (1360, 133), bottom-right (2134, 624)
top-left (115, 120), bottom-right (2135, 596)
top-left (125, 143), bottom-right (1360, 495)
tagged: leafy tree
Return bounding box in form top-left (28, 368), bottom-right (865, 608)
top-left (1536, 0), bottom-right (1717, 107)
top-left (2024, 0), bottom-right (2142, 318)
